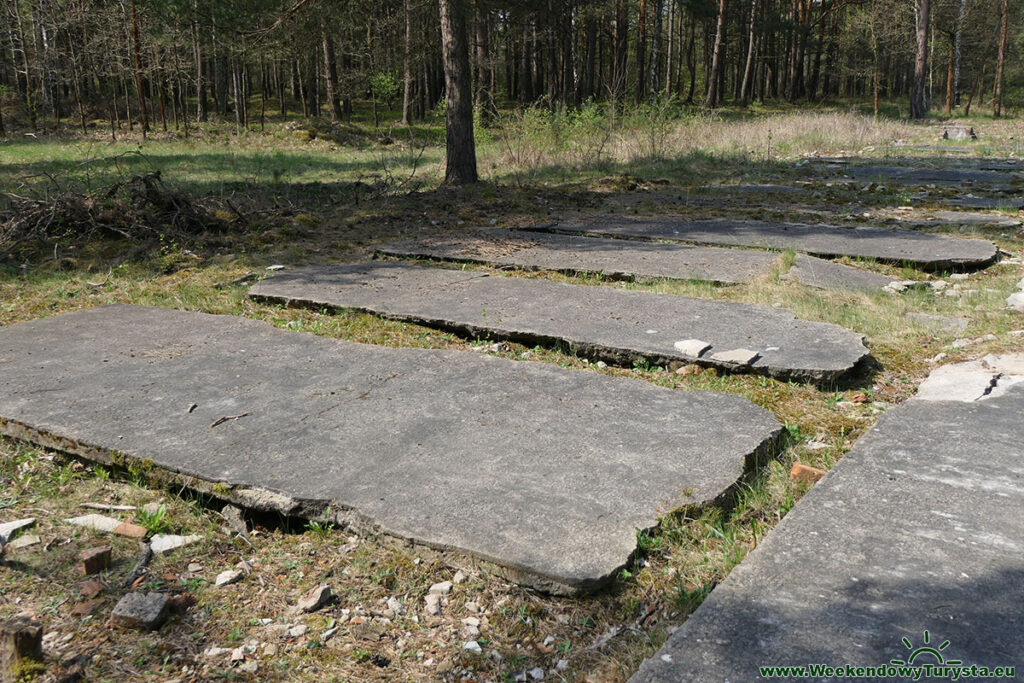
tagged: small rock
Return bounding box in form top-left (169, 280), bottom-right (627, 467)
top-left (952, 338), bottom-right (971, 349)
top-left (263, 643), bottom-right (278, 656)
top-left (141, 502), bottom-right (163, 515)
top-left (113, 522), bottom-right (148, 539)
top-left (556, 659), bottom-right (569, 671)
top-left (929, 353), bottom-right (948, 363)
top-left (428, 580), bottom-right (453, 596)
top-left (215, 570), bottom-right (243, 587)
top-left (488, 342), bottom-right (509, 353)
top-left (230, 647), bottom-right (245, 662)
top-left (266, 265), bottom-right (285, 271)
top-left (111, 592), bottom-right (169, 630)
top-left (465, 601), bottom-right (480, 613)
top-left (424, 594), bottom-right (441, 615)
top-left (1006, 291), bottom-right (1024, 312)
top-left (673, 339), bottom-right (711, 358)
top-left (237, 661), bottom-right (258, 674)
top-left (322, 627), bottom-right (339, 641)
top-left (295, 583), bottom-right (332, 613)
top-left (386, 597), bottom-right (405, 615)
top-left (790, 463), bottom-right (827, 485)
top-left (187, 563), bottom-right (203, 573)
top-left (542, 635), bottom-right (555, 646)
top-left (463, 640), bottom-right (482, 654)
top-left (286, 624), bottom-right (308, 638)
top-left (804, 440), bottom-right (829, 451)
top-left (150, 534), bottom-right (202, 555)
top-left (203, 647), bottom-right (231, 658)
top-left (595, 361), bottom-right (608, 369)
top-left (79, 581), bottom-right (104, 598)
top-left (79, 546), bottom-right (112, 575)
top-left (452, 570), bottom-right (467, 585)
top-left (7, 534), bottom-right (40, 549)
top-left (530, 666), bottom-right (545, 680)
top-left (66, 514), bottom-right (120, 534)
top-left (0, 517), bottom-right (36, 543)
top-left (70, 599), bottom-right (103, 617)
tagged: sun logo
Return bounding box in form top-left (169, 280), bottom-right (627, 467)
top-left (890, 630), bottom-right (962, 667)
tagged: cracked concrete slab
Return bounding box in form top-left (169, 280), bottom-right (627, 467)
top-left (0, 305), bottom-right (783, 595)
top-left (630, 363), bottom-right (1024, 682)
top-left (249, 263), bottom-right (871, 381)
top-left (378, 228), bottom-right (781, 285)
top-left (526, 217), bottom-right (999, 271)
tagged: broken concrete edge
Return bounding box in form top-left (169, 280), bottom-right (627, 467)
top-left (0, 414), bottom-right (785, 597)
top-left (373, 249), bottom-right (745, 287)
top-left (519, 224), bottom-right (1002, 272)
top-left (249, 293), bottom-right (872, 384)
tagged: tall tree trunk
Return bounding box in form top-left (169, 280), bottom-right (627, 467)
top-left (706, 0), bottom-right (727, 107)
top-left (475, 1), bottom-right (495, 122)
top-left (438, 0), bottom-right (477, 185)
top-left (402, 0), bottom-right (413, 124)
top-left (740, 0), bottom-right (757, 105)
top-left (583, 12), bottom-right (596, 100)
top-left (910, 0), bottom-right (929, 118)
top-left (993, 0), bottom-right (1008, 117)
top-left (649, 0), bottom-right (662, 98)
top-left (130, 0), bottom-right (149, 137)
top-left (944, 40), bottom-right (954, 114)
top-left (321, 22), bottom-right (343, 121)
top-left (193, 3), bottom-right (206, 122)
top-left (953, 0), bottom-right (967, 106)
top-left (635, 0), bottom-right (646, 103)
top-left (613, 0), bottom-right (629, 106)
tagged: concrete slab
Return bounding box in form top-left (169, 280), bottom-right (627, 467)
top-left (0, 305), bottom-right (783, 595)
top-left (378, 228), bottom-right (781, 285)
top-left (942, 196), bottom-right (1023, 210)
top-left (631, 364), bottom-right (1024, 682)
top-left (527, 217), bottom-right (999, 271)
top-left (810, 163), bottom-right (1021, 186)
top-left (249, 263), bottom-right (871, 381)
top-left (787, 255), bottom-right (897, 292)
top-left (876, 208), bottom-right (1021, 228)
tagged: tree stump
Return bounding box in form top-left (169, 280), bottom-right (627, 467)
top-left (0, 618), bottom-right (44, 683)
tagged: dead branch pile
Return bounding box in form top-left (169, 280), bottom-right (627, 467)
top-left (0, 171), bottom-right (226, 251)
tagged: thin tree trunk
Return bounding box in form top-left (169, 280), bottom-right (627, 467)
top-left (402, 0), bottom-right (413, 124)
top-left (910, 0), bottom-right (929, 118)
top-left (740, 0), bottom-right (758, 105)
top-left (706, 0), bottom-right (727, 107)
top-left (130, 0), bottom-right (149, 137)
top-left (649, 0), bottom-right (662, 98)
top-left (993, 0), bottom-right (1008, 117)
top-left (635, 0), bottom-right (647, 104)
top-left (438, 0), bottom-right (477, 184)
top-left (193, 2), bottom-right (207, 122)
top-left (953, 0), bottom-right (966, 106)
top-left (945, 40), bottom-right (954, 115)
top-left (321, 22), bottom-right (343, 121)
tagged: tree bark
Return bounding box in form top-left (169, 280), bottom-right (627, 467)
top-left (993, 0), bottom-right (1008, 117)
top-left (740, 0), bottom-right (758, 105)
top-left (910, 0), bottom-right (929, 119)
top-left (635, 0), bottom-right (646, 104)
top-left (649, 0), bottom-right (663, 98)
top-left (438, 0), bottom-right (477, 185)
top-left (402, 0), bottom-right (413, 124)
top-left (130, 0), bottom-right (149, 136)
top-left (706, 0), bottom-right (727, 107)
top-left (953, 0), bottom-right (967, 106)
top-left (321, 22), bottom-right (343, 121)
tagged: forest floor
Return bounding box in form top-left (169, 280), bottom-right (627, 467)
top-left (1, 105), bottom-right (1023, 682)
